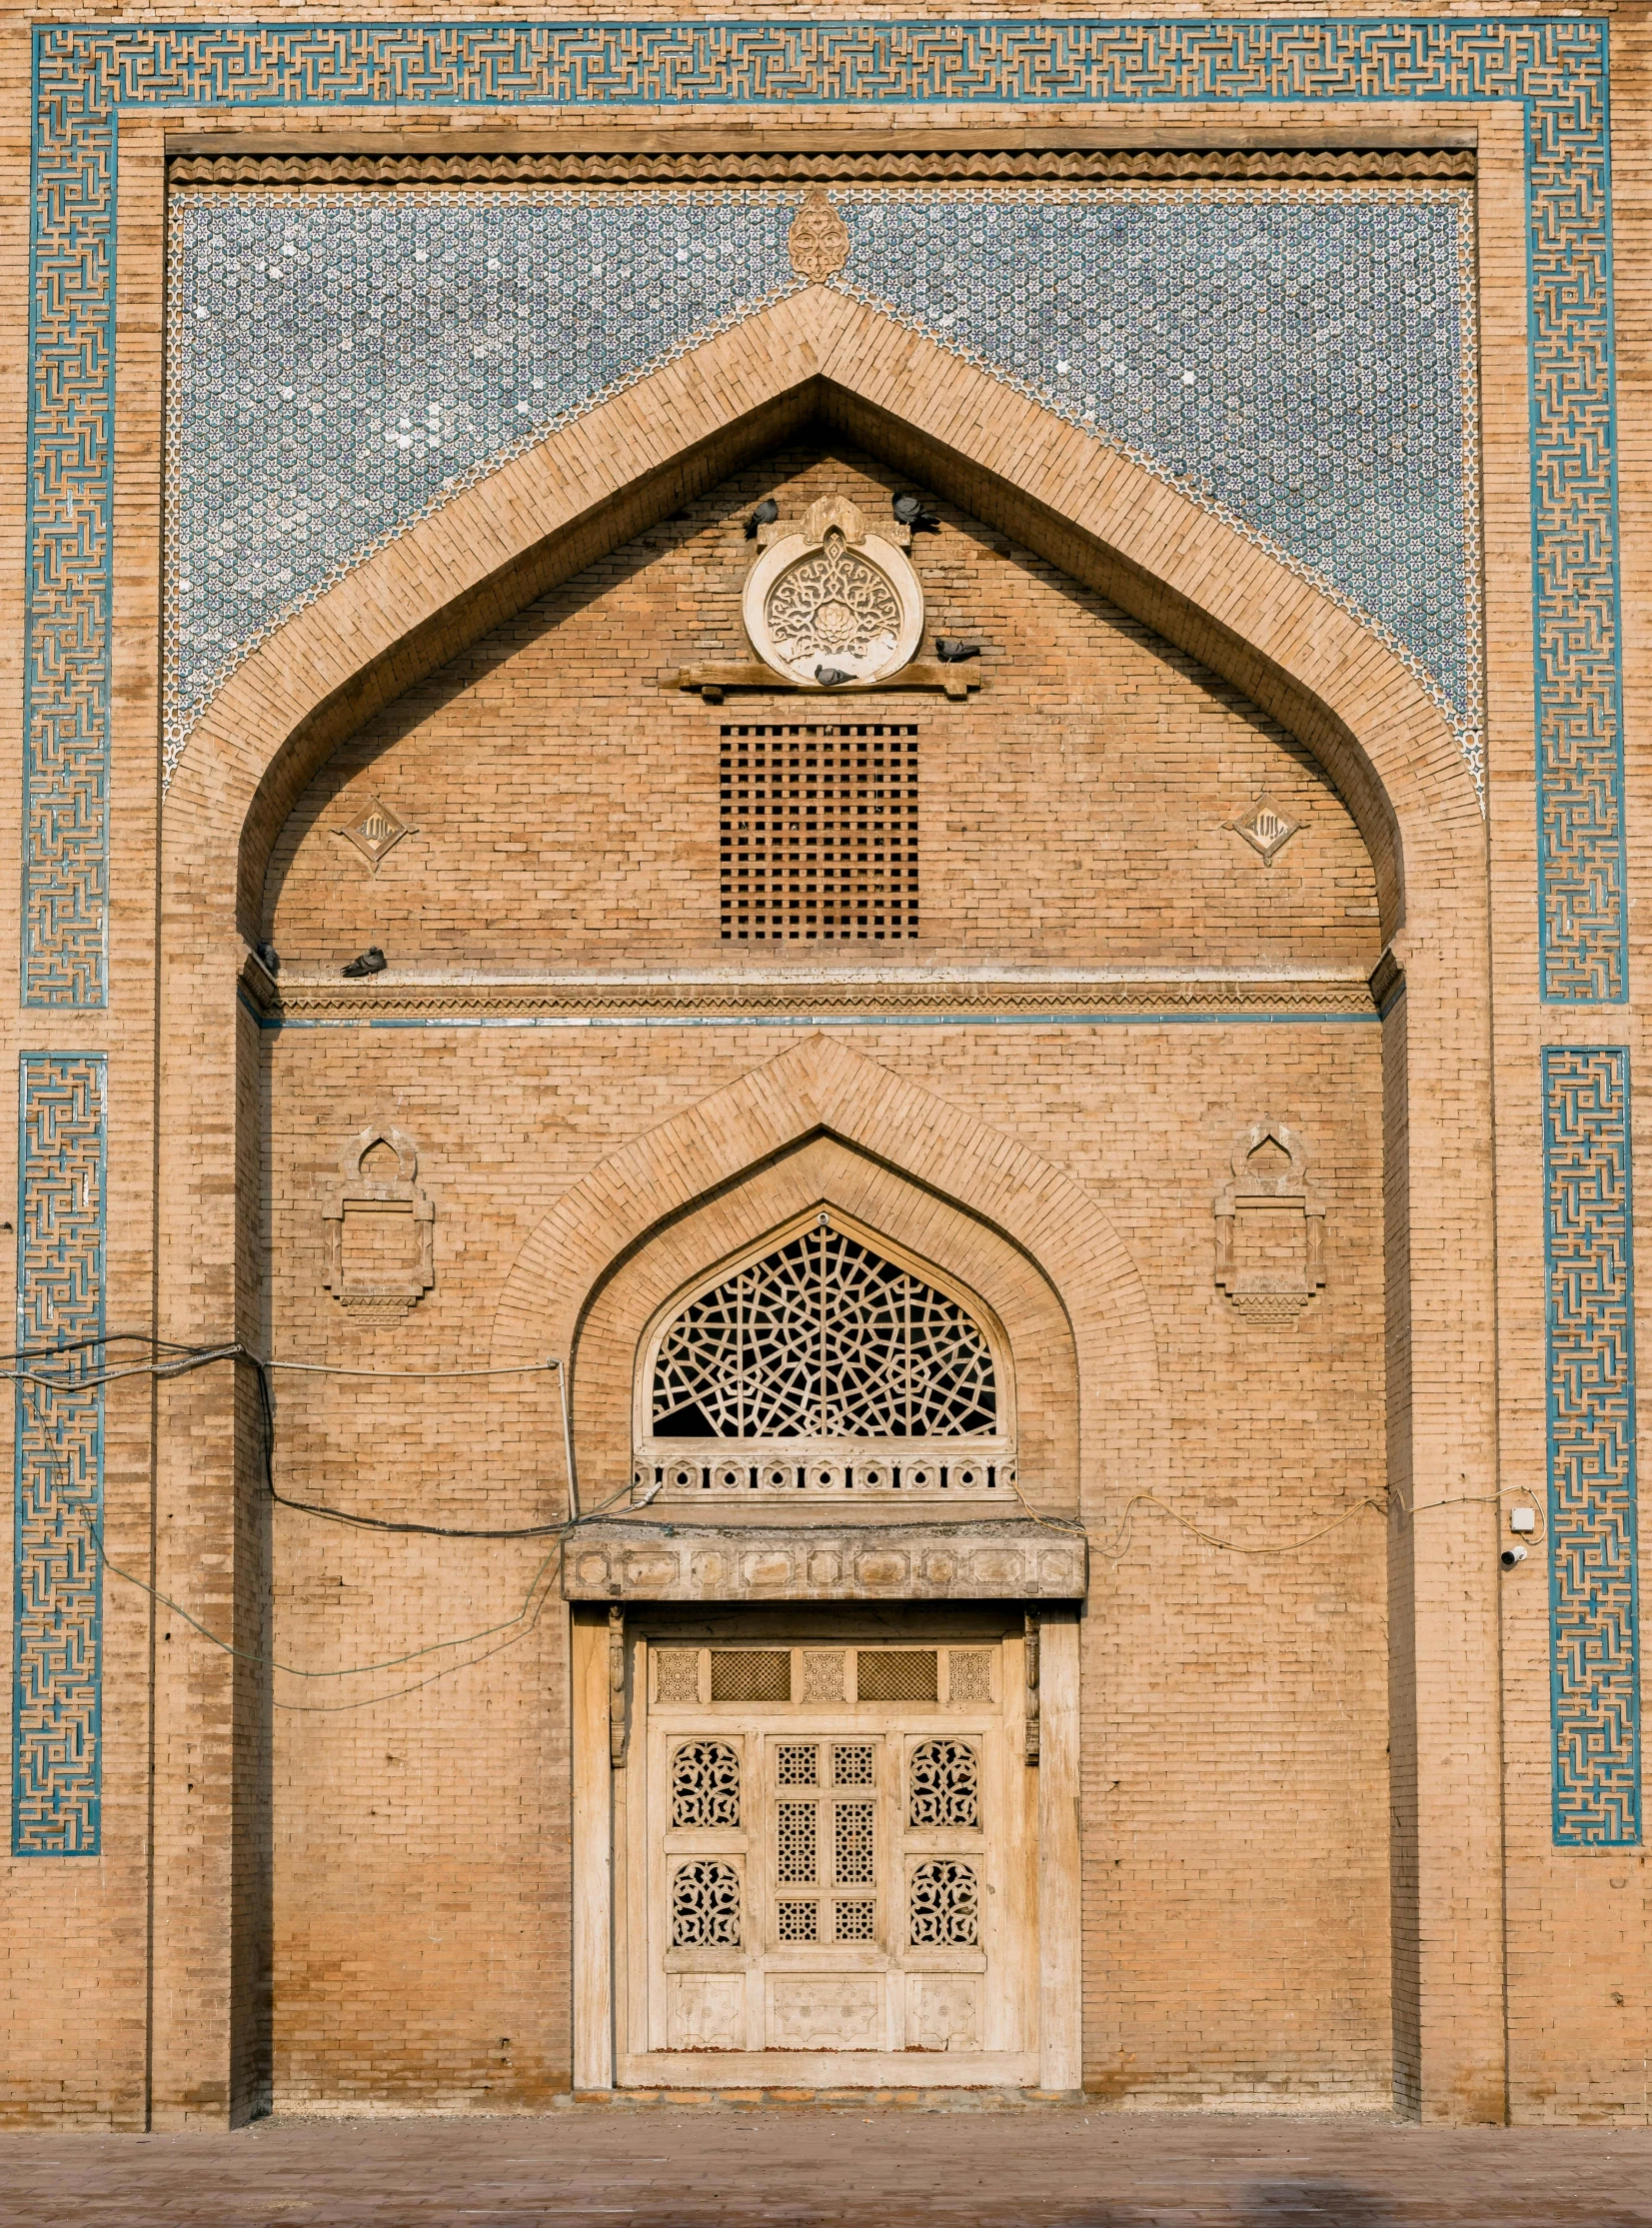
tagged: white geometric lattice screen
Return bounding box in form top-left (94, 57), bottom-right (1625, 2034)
top-left (652, 1225), bottom-right (996, 1440)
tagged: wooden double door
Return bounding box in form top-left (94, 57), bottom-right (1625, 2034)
top-left (617, 1628), bottom-right (1038, 2087)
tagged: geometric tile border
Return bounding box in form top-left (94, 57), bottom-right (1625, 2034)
top-left (11, 1053), bottom-right (106, 1855)
top-left (1544, 1046), bottom-right (1640, 1847)
top-left (26, 18), bottom-right (1626, 1011)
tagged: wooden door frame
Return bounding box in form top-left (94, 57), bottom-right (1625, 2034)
top-left (570, 1600), bottom-right (1081, 2093)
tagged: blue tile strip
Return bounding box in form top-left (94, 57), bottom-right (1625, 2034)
top-left (24, 17), bottom-right (1628, 1008)
top-left (1544, 1046), bottom-right (1640, 1847)
top-left (12, 1053), bottom-right (106, 1856)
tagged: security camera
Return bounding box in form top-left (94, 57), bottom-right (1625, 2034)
top-left (1500, 1544), bottom-right (1528, 1569)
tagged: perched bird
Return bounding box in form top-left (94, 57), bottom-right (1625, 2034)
top-left (935, 638), bottom-right (981, 663)
top-left (745, 498), bottom-right (780, 538)
top-left (342, 947), bottom-right (387, 979)
top-left (892, 492), bottom-right (940, 533)
top-left (814, 665), bottom-right (853, 688)
top-left (255, 941), bottom-right (281, 977)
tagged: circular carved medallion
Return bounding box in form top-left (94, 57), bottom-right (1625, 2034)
top-left (743, 496), bottom-right (924, 687)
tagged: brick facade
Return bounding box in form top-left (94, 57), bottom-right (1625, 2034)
top-left (0, 1), bottom-right (1645, 2134)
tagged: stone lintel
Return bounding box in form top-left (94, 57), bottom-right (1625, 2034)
top-left (561, 1518), bottom-right (1087, 1603)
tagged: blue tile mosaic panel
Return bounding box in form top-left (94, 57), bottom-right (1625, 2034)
top-left (163, 183), bottom-right (1479, 796)
top-left (1544, 1046), bottom-right (1641, 1847)
top-left (24, 20), bottom-right (1627, 1008)
top-left (12, 1054), bottom-right (106, 1857)
top-left (834, 185), bottom-right (1478, 770)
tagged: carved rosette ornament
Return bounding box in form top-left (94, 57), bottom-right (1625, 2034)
top-left (743, 496), bottom-right (924, 687)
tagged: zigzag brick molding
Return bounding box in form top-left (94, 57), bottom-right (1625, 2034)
top-left (11, 1053), bottom-right (106, 1857)
top-left (24, 18), bottom-right (1628, 1009)
top-left (1543, 1046), bottom-right (1640, 1848)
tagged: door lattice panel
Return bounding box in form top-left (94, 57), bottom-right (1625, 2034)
top-left (720, 724), bottom-right (918, 943)
top-left (671, 1740), bottom-right (742, 1829)
top-left (909, 1858), bottom-right (979, 1946)
top-left (672, 1858), bottom-right (742, 1946)
top-left (908, 1739), bottom-right (980, 1829)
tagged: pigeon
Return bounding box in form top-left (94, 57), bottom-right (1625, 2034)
top-left (892, 492), bottom-right (940, 532)
top-left (814, 665), bottom-right (853, 688)
top-left (342, 947), bottom-right (387, 979)
top-left (935, 638), bottom-right (981, 663)
top-left (255, 941), bottom-right (281, 977)
top-left (745, 498), bottom-right (780, 538)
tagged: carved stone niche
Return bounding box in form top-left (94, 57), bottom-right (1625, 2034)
top-left (1212, 1118), bottom-right (1326, 1321)
top-left (743, 495), bottom-right (924, 688)
top-left (323, 1126), bottom-right (435, 1320)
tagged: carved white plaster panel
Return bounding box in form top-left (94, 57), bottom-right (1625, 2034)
top-left (561, 1520), bottom-right (1086, 1602)
top-left (743, 497), bottom-right (923, 687)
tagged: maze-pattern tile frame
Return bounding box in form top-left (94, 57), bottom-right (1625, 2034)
top-left (11, 1054), bottom-right (106, 1857)
top-left (16, 18), bottom-right (1636, 1857)
top-left (1544, 1046), bottom-right (1641, 1848)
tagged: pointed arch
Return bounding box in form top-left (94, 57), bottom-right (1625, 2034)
top-left (488, 1036), bottom-right (1155, 1519)
top-left (159, 285), bottom-right (1480, 956)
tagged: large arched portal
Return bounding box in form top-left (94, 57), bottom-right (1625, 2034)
top-left (151, 294), bottom-right (1496, 2121)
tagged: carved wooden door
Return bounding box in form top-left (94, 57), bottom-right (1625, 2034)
top-left (621, 1637), bottom-right (1037, 2086)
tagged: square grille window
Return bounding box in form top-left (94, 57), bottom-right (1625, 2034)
top-left (720, 724), bottom-right (918, 942)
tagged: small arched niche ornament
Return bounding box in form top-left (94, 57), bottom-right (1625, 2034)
top-left (323, 1126), bottom-right (435, 1321)
top-left (1213, 1119), bottom-right (1326, 1321)
top-left (743, 495), bottom-right (924, 689)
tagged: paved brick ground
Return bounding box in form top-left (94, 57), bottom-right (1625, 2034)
top-left (2, 2107), bottom-right (1650, 2227)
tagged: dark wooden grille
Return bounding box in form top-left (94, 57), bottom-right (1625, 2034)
top-left (720, 724), bottom-right (918, 942)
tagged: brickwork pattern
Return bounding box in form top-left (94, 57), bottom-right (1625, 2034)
top-left (259, 458), bottom-right (1388, 2106)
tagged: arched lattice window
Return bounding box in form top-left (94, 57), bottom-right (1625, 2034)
top-left (636, 1214), bottom-right (1014, 1502)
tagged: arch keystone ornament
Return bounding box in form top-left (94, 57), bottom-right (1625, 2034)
top-left (744, 495), bottom-right (924, 688)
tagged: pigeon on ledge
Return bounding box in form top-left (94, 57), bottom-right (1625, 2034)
top-left (935, 639), bottom-right (981, 663)
top-left (892, 492), bottom-right (940, 532)
top-left (342, 947), bottom-right (387, 979)
top-left (815, 665), bottom-right (854, 688)
top-left (745, 498), bottom-right (780, 538)
top-left (255, 941), bottom-right (281, 976)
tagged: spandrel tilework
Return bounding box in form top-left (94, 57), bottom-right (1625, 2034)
top-left (163, 189), bottom-right (805, 775)
top-left (11, 1055), bottom-right (106, 1856)
top-left (833, 187), bottom-right (1479, 773)
top-left (163, 182), bottom-right (1479, 794)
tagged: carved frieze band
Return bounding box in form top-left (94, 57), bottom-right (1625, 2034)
top-left (251, 972), bottom-right (1378, 1027)
top-left (561, 1520), bottom-right (1087, 1603)
top-left (1544, 1048), bottom-right (1640, 1847)
top-left (25, 20), bottom-right (1625, 1006)
top-left (12, 1054), bottom-right (106, 1856)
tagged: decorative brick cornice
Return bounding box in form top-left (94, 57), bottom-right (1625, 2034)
top-left (170, 146), bottom-right (1476, 189)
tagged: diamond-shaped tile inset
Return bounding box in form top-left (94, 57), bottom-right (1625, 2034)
top-left (337, 797), bottom-right (414, 872)
top-left (1230, 796), bottom-right (1301, 866)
